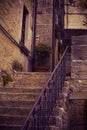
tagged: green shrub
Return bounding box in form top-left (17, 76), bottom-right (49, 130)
top-left (2, 74), bottom-right (13, 86)
top-left (1, 70), bottom-right (13, 86)
top-left (35, 43), bottom-right (52, 56)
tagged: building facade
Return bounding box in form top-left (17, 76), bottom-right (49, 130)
top-left (0, 0), bottom-right (33, 73)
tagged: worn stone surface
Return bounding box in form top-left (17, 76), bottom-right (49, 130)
top-left (0, 72), bottom-right (50, 129)
top-left (64, 1), bottom-right (87, 29)
top-left (71, 35), bottom-right (87, 93)
top-left (0, 0), bottom-right (33, 72)
top-left (0, 0), bottom-right (33, 49)
top-left (69, 100), bottom-right (86, 130)
top-left (0, 30), bottom-right (28, 72)
top-left (36, 0), bottom-right (53, 45)
top-left (46, 80), bottom-right (70, 130)
top-left (35, 0), bottom-right (53, 69)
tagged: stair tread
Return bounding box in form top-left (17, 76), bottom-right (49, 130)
top-left (0, 115), bottom-right (25, 125)
top-left (0, 106), bottom-right (32, 115)
top-left (0, 123), bottom-right (21, 127)
top-left (0, 92), bottom-right (40, 94)
top-left (70, 92), bottom-right (87, 100)
top-left (0, 105), bottom-right (32, 109)
top-left (0, 100), bottom-right (35, 107)
top-left (0, 98), bottom-right (35, 102)
top-left (0, 114), bottom-right (26, 118)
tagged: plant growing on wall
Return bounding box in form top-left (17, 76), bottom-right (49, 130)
top-left (12, 60), bottom-right (22, 72)
top-left (35, 43), bottom-right (52, 57)
top-left (35, 43), bottom-right (52, 68)
top-left (1, 70), bottom-right (13, 86)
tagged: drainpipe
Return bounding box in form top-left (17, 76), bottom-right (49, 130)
top-left (52, 0), bottom-right (56, 71)
top-left (32, 0), bottom-right (37, 71)
top-left (58, 0), bottom-right (65, 49)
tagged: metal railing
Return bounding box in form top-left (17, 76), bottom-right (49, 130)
top-left (21, 46), bottom-right (69, 130)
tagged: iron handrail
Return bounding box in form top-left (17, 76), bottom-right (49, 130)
top-left (21, 46), bottom-right (69, 130)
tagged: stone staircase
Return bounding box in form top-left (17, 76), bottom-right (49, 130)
top-left (44, 35), bottom-right (87, 130)
top-left (0, 35), bottom-right (87, 130)
top-left (0, 72), bottom-right (50, 130)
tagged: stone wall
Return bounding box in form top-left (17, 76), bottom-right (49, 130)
top-left (71, 35), bottom-right (87, 92)
top-left (69, 100), bottom-right (86, 130)
top-left (35, 0), bottom-right (53, 70)
top-left (36, 0), bottom-right (53, 45)
top-left (0, 0), bottom-right (33, 72)
top-left (64, 0), bottom-right (87, 29)
top-left (0, 30), bottom-right (28, 72)
top-left (47, 80), bottom-right (70, 130)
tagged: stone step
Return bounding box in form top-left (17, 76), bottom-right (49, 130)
top-left (13, 76), bottom-right (49, 81)
top-left (0, 72), bottom-right (51, 129)
top-left (0, 106), bottom-right (31, 116)
top-left (0, 99), bottom-right (35, 108)
top-left (45, 126), bottom-right (59, 130)
top-left (82, 89), bottom-right (87, 92)
top-left (0, 87), bottom-right (42, 93)
top-left (0, 124), bottom-right (21, 130)
top-left (0, 115), bottom-right (25, 126)
top-left (13, 84), bottom-right (44, 88)
top-left (8, 80), bottom-right (47, 87)
top-left (0, 92), bottom-right (39, 100)
top-left (12, 80), bottom-right (47, 85)
top-left (14, 72), bottom-right (50, 76)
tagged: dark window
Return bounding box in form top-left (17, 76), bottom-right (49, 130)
top-left (21, 6), bottom-right (29, 45)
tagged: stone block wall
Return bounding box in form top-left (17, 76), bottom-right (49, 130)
top-left (71, 35), bottom-right (87, 92)
top-left (35, 0), bottom-right (53, 70)
top-left (0, 30), bottom-right (28, 72)
top-left (48, 80), bottom-right (70, 130)
top-left (0, 0), bottom-right (33, 72)
top-left (69, 100), bottom-right (86, 130)
top-left (64, 0), bottom-right (87, 29)
top-left (36, 0), bottom-right (53, 45)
